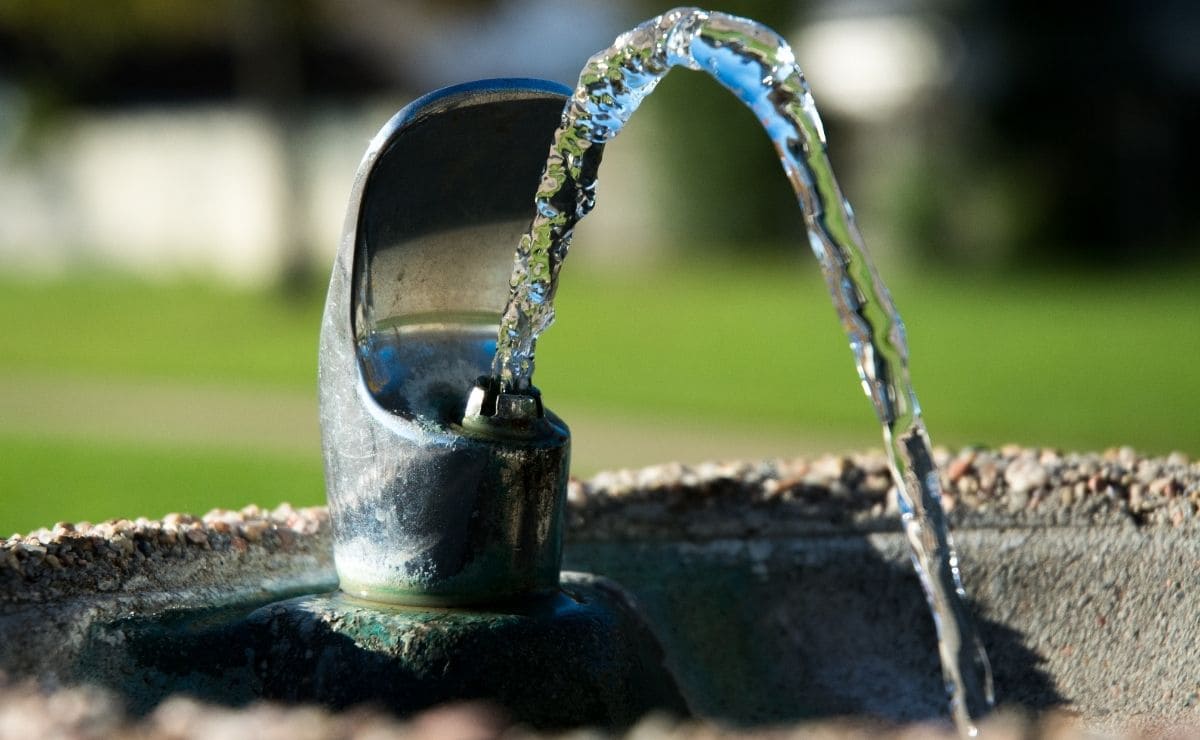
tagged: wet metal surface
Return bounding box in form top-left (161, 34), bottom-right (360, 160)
top-left (320, 80), bottom-right (584, 606)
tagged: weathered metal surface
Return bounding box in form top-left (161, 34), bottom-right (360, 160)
top-left (15, 570), bottom-right (685, 730)
top-left (248, 573), bottom-right (688, 729)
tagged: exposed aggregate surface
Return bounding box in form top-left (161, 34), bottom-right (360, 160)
top-left (4, 446), bottom-right (1198, 599)
top-left (1, 504), bottom-right (331, 603)
top-left (567, 445), bottom-right (1200, 540)
top-left (0, 678), bottom-right (1092, 740)
top-left (2, 446), bottom-right (1198, 738)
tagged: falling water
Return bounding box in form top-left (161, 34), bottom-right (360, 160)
top-left (491, 7), bottom-right (994, 733)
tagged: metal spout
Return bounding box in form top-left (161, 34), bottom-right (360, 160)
top-left (318, 79), bottom-right (585, 607)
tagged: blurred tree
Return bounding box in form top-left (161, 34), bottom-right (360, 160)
top-left (624, 1), bottom-right (811, 256)
top-left (0, 0), bottom-right (387, 106)
top-left (231, 0), bottom-right (313, 293)
top-left (0, 1), bottom-right (229, 102)
top-left (4, 0), bottom-right (1195, 271)
top-left (910, 0), bottom-right (1200, 269)
top-left (983, 0), bottom-right (1200, 266)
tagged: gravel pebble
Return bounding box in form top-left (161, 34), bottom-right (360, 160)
top-left (6, 446), bottom-right (1198, 594)
top-left (1, 503), bottom-right (330, 603)
top-left (947, 451), bottom-right (975, 482)
top-left (569, 445), bottom-right (1199, 540)
top-left (1005, 457), bottom-right (1049, 494)
top-left (0, 677), bottom-right (1093, 740)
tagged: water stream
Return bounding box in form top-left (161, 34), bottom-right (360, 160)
top-left (491, 7), bottom-right (994, 734)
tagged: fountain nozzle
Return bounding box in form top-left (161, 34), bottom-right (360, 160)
top-left (318, 80), bottom-right (578, 606)
top-left (461, 375), bottom-right (550, 439)
top-left (275, 75), bottom-right (685, 727)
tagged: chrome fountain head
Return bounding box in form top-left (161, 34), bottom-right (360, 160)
top-left (318, 79), bottom-right (587, 607)
top-left (308, 78), bottom-right (686, 729)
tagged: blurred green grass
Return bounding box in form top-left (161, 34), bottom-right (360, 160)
top-left (2, 260), bottom-right (1198, 534)
top-left (0, 433), bottom-right (324, 532)
top-left (538, 260), bottom-right (1200, 454)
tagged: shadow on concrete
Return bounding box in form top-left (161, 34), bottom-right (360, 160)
top-left (566, 534), bottom-right (1064, 725)
top-left (71, 535), bottom-right (1062, 728)
top-left (72, 576), bottom-right (687, 731)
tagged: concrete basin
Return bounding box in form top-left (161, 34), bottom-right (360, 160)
top-left (2, 445), bottom-right (1197, 734)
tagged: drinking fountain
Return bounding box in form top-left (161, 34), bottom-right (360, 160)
top-left (2, 9), bottom-right (1199, 738)
top-left (245, 77), bottom-right (688, 727)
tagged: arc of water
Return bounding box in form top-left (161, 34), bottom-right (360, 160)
top-left (492, 7), bottom-right (993, 734)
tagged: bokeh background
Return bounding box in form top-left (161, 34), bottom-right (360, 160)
top-left (2, 0), bottom-right (1198, 533)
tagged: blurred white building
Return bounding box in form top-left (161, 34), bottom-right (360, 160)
top-left (0, 95), bottom-right (671, 284)
top-left (0, 104), bottom-right (363, 283)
